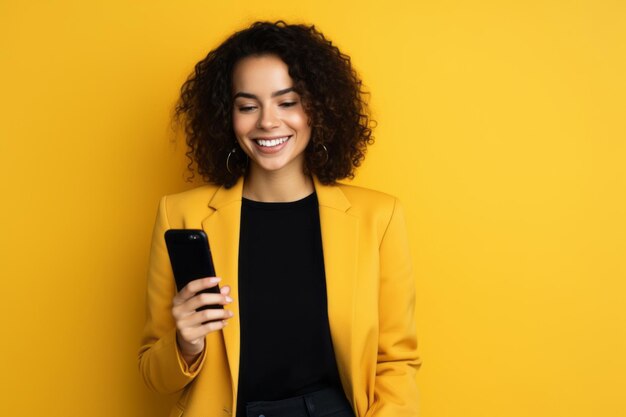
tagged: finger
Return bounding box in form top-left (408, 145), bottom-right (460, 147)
top-left (202, 318), bottom-right (229, 333)
top-left (220, 285), bottom-right (231, 295)
top-left (180, 307), bottom-right (234, 328)
top-left (173, 277), bottom-right (221, 305)
top-left (185, 291), bottom-right (233, 311)
top-left (172, 292), bottom-right (231, 320)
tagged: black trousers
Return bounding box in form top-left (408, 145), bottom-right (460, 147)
top-left (244, 387), bottom-right (355, 417)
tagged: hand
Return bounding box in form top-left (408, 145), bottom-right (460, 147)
top-left (171, 277), bottom-right (234, 359)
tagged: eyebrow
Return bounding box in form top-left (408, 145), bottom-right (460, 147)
top-left (233, 87), bottom-right (296, 100)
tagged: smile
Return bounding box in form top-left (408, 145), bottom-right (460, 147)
top-left (254, 136), bottom-right (291, 147)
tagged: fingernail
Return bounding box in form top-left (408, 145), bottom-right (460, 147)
top-left (222, 320), bottom-right (228, 326)
top-left (210, 277), bottom-right (222, 283)
top-left (225, 296), bottom-right (233, 303)
top-left (228, 310), bottom-right (234, 317)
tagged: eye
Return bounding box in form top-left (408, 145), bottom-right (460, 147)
top-left (280, 101), bottom-right (297, 108)
top-left (237, 105), bottom-right (257, 112)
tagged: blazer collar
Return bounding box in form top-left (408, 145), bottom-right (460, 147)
top-left (313, 176), bottom-right (351, 212)
top-left (206, 175), bottom-right (351, 212)
top-left (207, 176), bottom-right (245, 210)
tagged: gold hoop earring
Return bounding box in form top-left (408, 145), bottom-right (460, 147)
top-left (226, 148), bottom-right (237, 175)
top-left (316, 143), bottom-right (329, 165)
top-left (226, 147), bottom-right (249, 174)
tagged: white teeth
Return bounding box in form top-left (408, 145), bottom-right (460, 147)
top-left (256, 136), bottom-right (289, 147)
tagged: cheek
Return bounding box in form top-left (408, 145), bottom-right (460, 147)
top-left (290, 111), bottom-right (312, 134)
top-left (300, 122), bottom-right (312, 144)
top-left (232, 114), bottom-right (252, 137)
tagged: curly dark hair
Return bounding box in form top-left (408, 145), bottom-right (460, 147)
top-left (174, 20), bottom-right (375, 188)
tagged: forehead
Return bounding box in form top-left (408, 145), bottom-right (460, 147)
top-left (231, 55), bottom-right (294, 95)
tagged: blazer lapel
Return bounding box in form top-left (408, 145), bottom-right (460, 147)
top-left (313, 177), bottom-right (359, 405)
top-left (200, 177), bottom-right (244, 405)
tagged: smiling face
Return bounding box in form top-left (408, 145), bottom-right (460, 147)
top-left (232, 54), bottom-right (312, 179)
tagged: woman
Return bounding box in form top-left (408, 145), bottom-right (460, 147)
top-left (138, 20), bottom-right (420, 417)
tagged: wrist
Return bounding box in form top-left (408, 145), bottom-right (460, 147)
top-left (176, 331), bottom-right (204, 357)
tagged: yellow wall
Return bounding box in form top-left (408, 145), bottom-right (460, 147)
top-left (1, 1), bottom-right (624, 416)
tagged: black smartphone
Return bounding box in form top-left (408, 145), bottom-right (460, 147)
top-left (164, 229), bottom-right (222, 310)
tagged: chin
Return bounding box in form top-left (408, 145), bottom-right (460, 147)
top-left (249, 155), bottom-right (304, 175)
top-left (253, 161), bottom-right (289, 173)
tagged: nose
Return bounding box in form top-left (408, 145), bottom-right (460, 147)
top-left (257, 107), bottom-right (280, 129)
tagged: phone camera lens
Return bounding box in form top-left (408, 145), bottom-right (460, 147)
top-left (189, 234), bottom-right (198, 240)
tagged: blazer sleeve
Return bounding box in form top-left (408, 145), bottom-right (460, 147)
top-left (368, 198), bottom-right (421, 416)
top-left (137, 196), bottom-right (208, 394)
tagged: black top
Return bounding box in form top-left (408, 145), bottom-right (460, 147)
top-left (236, 192), bottom-right (342, 417)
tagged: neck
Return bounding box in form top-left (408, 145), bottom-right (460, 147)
top-left (243, 165), bottom-right (314, 202)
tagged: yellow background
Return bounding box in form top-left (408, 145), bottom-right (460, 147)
top-left (1, 1), bottom-right (624, 416)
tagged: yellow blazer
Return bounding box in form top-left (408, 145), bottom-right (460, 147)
top-left (138, 176), bottom-right (421, 417)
